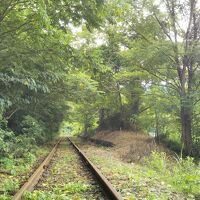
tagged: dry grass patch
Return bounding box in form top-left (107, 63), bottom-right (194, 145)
top-left (92, 131), bottom-right (171, 162)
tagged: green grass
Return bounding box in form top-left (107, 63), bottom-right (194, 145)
top-left (23, 143), bottom-right (103, 200)
top-left (89, 151), bottom-right (200, 200)
top-left (24, 181), bottom-right (92, 200)
top-left (53, 182), bottom-right (90, 194)
top-left (0, 147), bottom-right (50, 199)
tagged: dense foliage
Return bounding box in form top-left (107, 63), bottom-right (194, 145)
top-left (66, 0), bottom-right (200, 156)
top-left (0, 0), bottom-right (104, 158)
top-left (0, 0), bottom-right (200, 167)
top-left (0, 0), bottom-right (200, 199)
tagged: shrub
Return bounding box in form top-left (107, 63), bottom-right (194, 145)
top-left (0, 128), bottom-right (15, 156)
top-left (145, 151), bottom-right (168, 173)
top-left (172, 157), bottom-right (200, 196)
top-left (12, 135), bottom-right (38, 158)
top-left (2, 179), bottom-right (19, 193)
top-left (20, 115), bottom-right (45, 145)
top-left (0, 115), bottom-right (47, 159)
top-left (145, 152), bottom-right (200, 198)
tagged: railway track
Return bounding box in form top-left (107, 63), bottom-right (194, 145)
top-left (13, 137), bottom-right (123, 200)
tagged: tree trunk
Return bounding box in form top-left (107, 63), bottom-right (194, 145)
top-left (116, 82), bottom-right (123, 130)
top-left (84, 124), bottom-right (88, 137)
top-left (180, 98), bottom-right (193, 155)
top-left (99, 108), bottom-right (105, 129)
top-left (155, 109), bottom-right (160, 144)
top-left (180, 54), bottom-right (194, 155)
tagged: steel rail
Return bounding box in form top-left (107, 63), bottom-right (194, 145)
top-left (67, 137), bottom-right (123, 200)
top-left (12, 139), bottom-right (61, 200)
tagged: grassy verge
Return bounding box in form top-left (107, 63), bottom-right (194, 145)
top-left (84, 146), bottom-right (200, 200)
top-left (0, 146), bottom-right (50, 200)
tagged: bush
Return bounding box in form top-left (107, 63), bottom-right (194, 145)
top-left (172, 157), bottom-right (200, 196)
top-left (20, 115), bottom-right (45, 145)
top-left (0, 128), bottom-right (15, 156)
top-left (0, 115), bottom-right (47, 159)
top-left (12, 135), bottom-right (38, 158)
top-left (145, 151), bottom-right (168, 173)
top-left (145, 152), bottom-right (200, 198)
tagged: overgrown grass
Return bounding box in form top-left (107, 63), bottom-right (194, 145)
top-left (0, 116), bottom-right (53, 199)
top-left (23, 143), bottom-right (102, 200)
top-left (24, 182), bottom-right (91, 200)
top-left (0, 147), bottom-right (49, 199)
top-left (145, 152), bottom-right (200, 199)
top-left (89, 150), bottom-right (200, 200)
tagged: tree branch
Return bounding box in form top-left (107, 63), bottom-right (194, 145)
top-left (0, 17), bottom-right (35, 37)
top-left (138, 64), bottom-right (180, 92)
top-left (5, 108), bottom-right (19, 119)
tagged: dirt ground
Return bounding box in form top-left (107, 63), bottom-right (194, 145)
top-left (91, 130), bottom-right (174, 163)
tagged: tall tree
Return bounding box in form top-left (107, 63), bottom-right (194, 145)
top-left (0, 0), bottom-right (105, 137)
top-left (146, 0), bottom-right (200, 155)
top-left (106, 0), bottom-right (200, 155)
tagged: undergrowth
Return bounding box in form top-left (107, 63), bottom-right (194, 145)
top-left (0, 115), bottom-right (52, 198)
top-left (0, 146), bottom-right (49, 199)
top-left (89, 149), bottom-right (200, 200)
top-left (145, 152), bottom-right (200, 199)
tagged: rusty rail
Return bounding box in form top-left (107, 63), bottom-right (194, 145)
top-left (67, 137), bottom-right (123, 200)
top-left (12, 139), bottom-right (61, 200)
top-left (13, 138), bottom-right (123, 200)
